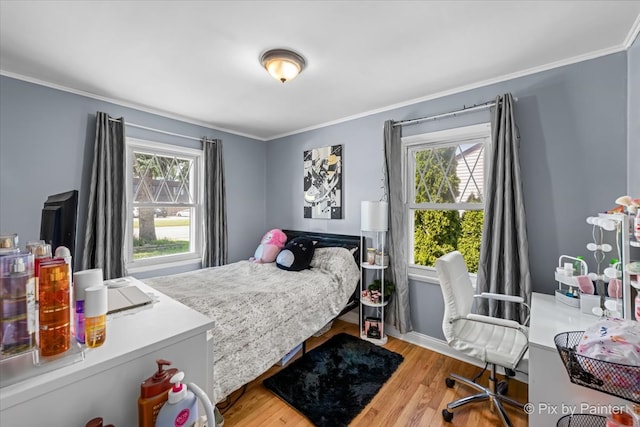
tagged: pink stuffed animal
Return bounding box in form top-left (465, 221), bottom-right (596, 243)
top-left (250, 229), bottom-right (287, 263)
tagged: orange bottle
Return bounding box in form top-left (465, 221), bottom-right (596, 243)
top-left (38, 261), bottom-right (70, 357)
top-left (138, 359), bottom-right (178, 427)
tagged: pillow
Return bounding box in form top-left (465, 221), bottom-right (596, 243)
top-left (276, 237), bottom-right (316, 271)
top-left (309, 247), bottom-right (356, 269)
top-left (250, 228), bottom-right (287, 263)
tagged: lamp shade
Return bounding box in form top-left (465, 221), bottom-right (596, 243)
top-left (361, 201), bottom-right (388, 231)
top-left (260, 49), bottom-right (306, 83)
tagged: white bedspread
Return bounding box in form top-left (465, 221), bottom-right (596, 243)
top-left (142, 247), bottom-right (360, 402)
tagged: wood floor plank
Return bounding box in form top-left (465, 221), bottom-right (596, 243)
top-left (219, 320), bottom-right (528, 426)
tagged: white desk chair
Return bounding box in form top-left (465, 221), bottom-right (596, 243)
top-left (435, 251), bottom-right (529, 426)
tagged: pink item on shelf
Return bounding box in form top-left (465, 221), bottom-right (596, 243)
top-left (608, 279), bottom-right (623, 298)
top-left (576, 275), bottom-right (595, 295)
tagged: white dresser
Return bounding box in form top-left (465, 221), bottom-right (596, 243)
top-left (528, 292), bottom-right (635, 427)
top-left (0, 277), bottom-right (215, 427)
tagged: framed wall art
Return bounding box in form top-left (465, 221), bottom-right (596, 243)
top-left (303, 145), bottom-right (343, 219)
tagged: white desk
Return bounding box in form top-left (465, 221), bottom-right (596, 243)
top-left (0, 277), bottom-right (214, 427)
top-left (528, 292), bottom-right (634, 427)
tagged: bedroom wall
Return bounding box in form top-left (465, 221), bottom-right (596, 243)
top-left (629, 33), bottom-right (640, 196)
top-left (0, 75), bottom-right (266, 272)
top-left (265, 52), bottom-right (629, 341)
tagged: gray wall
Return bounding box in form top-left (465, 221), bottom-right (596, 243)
top-left (266, 52), bottom-right (629, 339)
top-left (0, 49), bottom-right (633, 341)
top-left (629, 33), bottom-right (640, 196)
top-left (0, 76), bottom-right (266, 271)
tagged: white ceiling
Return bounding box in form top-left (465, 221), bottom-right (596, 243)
top-left (1, 1), bottom-right (639, 141)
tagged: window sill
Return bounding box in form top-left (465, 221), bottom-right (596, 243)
top-left (126, 257), bottom-right (201, 275)
top-left (408, 271), bottom-right (440, 284)
top-left (408, 264), bottom-right (439, 284)
top-left (408, 266), bottom-right (478, 291)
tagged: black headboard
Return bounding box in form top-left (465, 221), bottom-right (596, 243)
top-left (282, 229), bottom-right (363, 266)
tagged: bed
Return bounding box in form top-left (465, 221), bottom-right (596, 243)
top-left (142, 230), bottom-right (362, 403)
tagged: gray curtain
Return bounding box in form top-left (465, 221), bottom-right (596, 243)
top-left (383, 120), bottom-right (412, 333)
top-left (477, 94), bottom-right (532, 323)
top-left (81, 112), bottom-right (126, 279)
top-left (202, 138), bottom-right (228, 267)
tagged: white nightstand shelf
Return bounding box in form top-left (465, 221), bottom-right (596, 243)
top-left (360, 333), bottom-right (388, 346)
top-left (360, 201), bottom-right (390, 346)
top-left (361, 298), bottom-right (389, 308)
top-left (361, 263), bottom-right (386, 270)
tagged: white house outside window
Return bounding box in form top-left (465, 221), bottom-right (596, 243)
top-left (402, 123), bottom-right (491, 279)
top-left (125, 138), bottom-right (203, 270)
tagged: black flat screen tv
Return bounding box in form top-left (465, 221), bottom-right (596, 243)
top-left (40, 190), bottom-right (79, 262)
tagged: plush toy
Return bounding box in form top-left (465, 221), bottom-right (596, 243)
top-left (250, 229), bottom-right (287, 263)
top-left (276, 237), bottom-right (316, 271)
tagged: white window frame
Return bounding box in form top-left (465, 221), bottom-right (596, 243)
top-left (401, 123), bottom-right (491, 283)
top-left (125, 138), bottom-right (204, 272)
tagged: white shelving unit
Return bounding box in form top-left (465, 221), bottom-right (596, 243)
top-left (360, 230), bottom-right (388, 345)
top-left (621, 214), bottom-right (640, 321)
top-left (590, 213), bottom-right (639, 321)
top-left (359, 201), bottom-right (389, 346)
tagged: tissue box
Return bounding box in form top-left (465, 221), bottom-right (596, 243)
top-left (580, 294), bottom-right (619, 316)
top-left (580, 294), bottom-right (601, 315)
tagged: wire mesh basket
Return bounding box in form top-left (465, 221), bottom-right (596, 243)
top-left (556, 414), bottom-right (606, 427)
top-left (554, 331), bottom-right (640, 403)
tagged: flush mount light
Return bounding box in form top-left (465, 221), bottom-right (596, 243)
top-left (260, 48), bottom-right (306, 83)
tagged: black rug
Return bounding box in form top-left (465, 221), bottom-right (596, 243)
top-left (263, 333), bottom-right (404, 427)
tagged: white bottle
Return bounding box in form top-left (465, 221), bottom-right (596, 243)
top-left (155, 371), bottom-right (198, 427)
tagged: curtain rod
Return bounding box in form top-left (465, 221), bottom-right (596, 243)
top-left (393, 99), bottom-right (501, 127)
top-left (108, 117), bottom-right (202, 142)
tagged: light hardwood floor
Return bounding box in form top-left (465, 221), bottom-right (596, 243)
top-left (219, 320), bottom-right (528, 426)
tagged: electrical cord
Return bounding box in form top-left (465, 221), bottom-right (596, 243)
top-left (471, 362), bottom-right (489, 383)
top-left (217, 384), bottom-right (247, 415)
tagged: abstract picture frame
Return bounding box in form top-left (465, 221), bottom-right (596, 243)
top-left (303, 145), bottom-right (343, 219)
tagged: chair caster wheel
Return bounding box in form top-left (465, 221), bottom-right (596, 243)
top-left (445, 378), bottom-right (455, 388)
top-left (442, 409), bottom-right (454, 422)
top-left (497, 380), bottom-right (509, 395)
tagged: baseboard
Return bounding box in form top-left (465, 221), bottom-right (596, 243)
top-left (339, 310), bottom-right (529, 384)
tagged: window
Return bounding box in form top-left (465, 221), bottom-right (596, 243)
top-left (402, 123), bottom-right (491, 277)
top-left (125, 138), bottom-right (203, 270)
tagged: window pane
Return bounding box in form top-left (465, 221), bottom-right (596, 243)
top-left (132, 206), bottom-right (191, 260)
top-left (413, 208), bottom-right (483, 273)
top-left (132, 152), bottom-right (193, 204)
top-left (131, 151), bottom-right (196, 261)
top-left (405, 125), bottom-right (489, 275)
top-left (414, 147), bottom-right (458, 203)
top-left (413, 142), bottom-right (484, 204)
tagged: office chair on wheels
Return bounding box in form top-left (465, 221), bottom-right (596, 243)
top-left (435, 251), bottom-right (529, 427)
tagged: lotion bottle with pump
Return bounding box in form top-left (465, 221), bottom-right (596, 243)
top-left (155, 371), bottom-right (198, 427)
top-left (138, 359), bottom-right (178, 427)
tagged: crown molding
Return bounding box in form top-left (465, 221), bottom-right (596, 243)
top-left (2, 30), bottom-right (635, 143)
top-left (266, 43), bottom-right (630, 141)
top-left (624, 13), bottom-right (640, 48)
top-left (0, 70), bottom-right (266, 142)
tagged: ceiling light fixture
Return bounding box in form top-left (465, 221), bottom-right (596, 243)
top-left (260, 48), bottom-right (306, 83)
